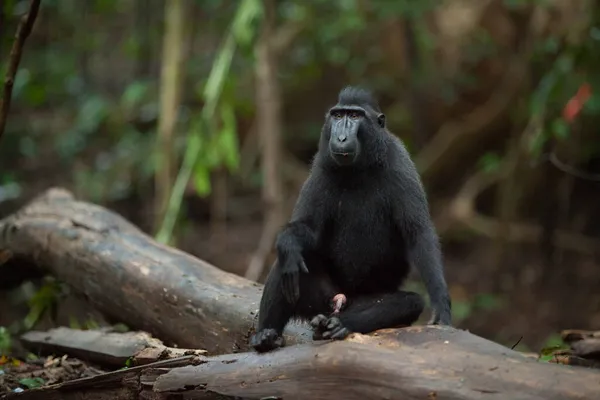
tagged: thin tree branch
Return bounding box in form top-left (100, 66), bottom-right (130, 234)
top-left (0, 0), bottom-right (41, 142)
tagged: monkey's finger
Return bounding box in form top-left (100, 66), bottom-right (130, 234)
top-left (330, 327), bottom-right (350, 340)
top-left (326, 319), bottom-right (340, 330)
top-left (300, 259), bottom-right (309, 273)
top-left (282, 275), bottom-right (294, 304)
top-left (292, 271), bottom-right (300, 302)
top-left (310, 314), bottom-right (328, 329)
top-left (282, 272), bottom-right (297, 304)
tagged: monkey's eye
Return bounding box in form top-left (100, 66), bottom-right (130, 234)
top-left (349, 112), bottom-right (360, 120)
top-left (332, 111), bottom-right (343, 119)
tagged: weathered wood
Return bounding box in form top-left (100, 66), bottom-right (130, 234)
top-left (2, 188), bottom-right (600, 399)
top-left (20, 327), bottom-right (206, 368)
top-left (0, 188), bottom-right (311, 354)
top-left (561, 330), bottom-right (600, 361)
top-left (570, 339), bottom-right (600, 360)
top-left (4, 327), bottom-right (600, 400)
top-left (0, 356), bottom-right (206, 400)
top-left (562, 329), bottom-right (600, 343)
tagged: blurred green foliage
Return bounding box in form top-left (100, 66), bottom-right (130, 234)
top-left (0, 327), bottom-right (10, 355)
top-left (0, 0), bottom-right (599, 361)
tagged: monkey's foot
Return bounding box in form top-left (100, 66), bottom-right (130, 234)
top-left (250, 328), bottom-right (284, 353)
top-left (310, 314), bottom-right (351, 341)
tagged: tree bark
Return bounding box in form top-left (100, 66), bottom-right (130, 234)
top-left (0, 188), bottom-right (311, 354)
top-left (1, 189), bottom-right (600, 399)
top-left (20, 327), bottom-right (206, 368)
top-left (0, 0), bottom-right (40, 142)
top-left (245, 0), bottom-right (285, 282)
top-left (154, 0), bottom-right (188, 234)
top-left (5, 327), bottom-right (600, 400)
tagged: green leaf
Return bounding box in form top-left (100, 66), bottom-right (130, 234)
top-left (583, 92), bottom-right (600, 114)
top-left (23, 280), bottom-right (62, 330)
top-left (155, 0), bottom-right (261, 244)
top-left (193, 165), bottom-right (211, 197)
top-left (0, 326), bottom-right (11, 354)
top-left (69, 316), bottom-right (81, 330)
top-left (219, 102), bottom-right (240, 172)
top-left (528, 128), bottom-right (547, 158)
top-left (478, 152), bottom-right (502, 173)
top-left (473, 293), bottom-right (503, 310)
top-left (23, 302), bottom-right (45, 331)
top-left (18, 377), bottom-right (45, 389)
top-left (121, 81), bottom-right (149, 109)
top-left (451, 300), bottom-right (472, 322)
top-left (551, 118), bottom-right (570, 140)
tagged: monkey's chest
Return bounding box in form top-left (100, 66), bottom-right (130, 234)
top-left (324, 198), bottom-right (405, 290)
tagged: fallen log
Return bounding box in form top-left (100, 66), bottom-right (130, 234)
top-left (4, 327), bottom-right (600, 400)
top-left (2, 188), bottom-right (600, 399)
top-left (20, 327), bottom-right (206, 368)
top-left (0, 188), bottom-right (311, 354)
top-left (561, 329), bottom-right (600, 361)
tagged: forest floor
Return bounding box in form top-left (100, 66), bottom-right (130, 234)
top-left (0, 354), bottom-right (105, 394)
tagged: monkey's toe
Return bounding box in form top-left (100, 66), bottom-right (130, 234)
top-left (320, 316), bottom-right (351, 340)
top-left (250, 329), bottom-right (284, 352)
top-left (311, 315), bottom-right (351, 341)
top-left (310, 314), bottom-right (329, 340)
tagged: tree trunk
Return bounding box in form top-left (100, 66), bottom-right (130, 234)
top-left (245, 0), bottom-right (285, 282)
top-left (154, 0), bottom-right (188, 235)
top-left (0, 0), bottom-right (41, 142)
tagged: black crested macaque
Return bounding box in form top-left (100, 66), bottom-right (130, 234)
top-left (250, 86), bottom-right (452, 352)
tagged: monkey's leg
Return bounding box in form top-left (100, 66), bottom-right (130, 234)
top-left (311, 291), bottom-right (424, 340)
top-left (251, 264), bottom-right (334, 352)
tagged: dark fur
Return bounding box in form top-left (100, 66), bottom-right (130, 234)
top-left (250, 86), bottom-right (452, 353)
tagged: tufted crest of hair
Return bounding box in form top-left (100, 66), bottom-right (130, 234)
top-left (337, 86), bottom-right (381, 113)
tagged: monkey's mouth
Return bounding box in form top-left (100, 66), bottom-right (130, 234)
top-left (330, 151), bottom-right (357, 165)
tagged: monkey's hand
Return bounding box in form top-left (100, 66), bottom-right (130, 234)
top-left (428, 295), bottom-right (452, 326)
top-left (280, 253), bottom-right (309, 305)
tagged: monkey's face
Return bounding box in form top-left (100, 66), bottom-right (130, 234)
top-left (326, 106), bottom-right (364, 166)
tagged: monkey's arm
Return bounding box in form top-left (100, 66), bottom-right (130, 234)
top-left (405, 221), bottom-right (451, 325)
top-left (391, 172), bottom-right (452, 326)
top-left (275, 175), bottom-right (327, 304)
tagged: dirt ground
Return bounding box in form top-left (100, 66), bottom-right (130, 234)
top-left (0, 354), bottom-right (106, 395)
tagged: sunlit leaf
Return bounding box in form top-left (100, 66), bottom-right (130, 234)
top-left (219, 102), bottom-right (240, 171)
top-left (193, 165), bottom-right (211, 196)
top-left (156, 0), bottom-right (262, 243)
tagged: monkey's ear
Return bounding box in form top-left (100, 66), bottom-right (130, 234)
top-left (377, 113), bottom-right (386, 128)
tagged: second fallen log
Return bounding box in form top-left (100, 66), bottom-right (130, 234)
top-left (0, 188), bottom-right (311, 354)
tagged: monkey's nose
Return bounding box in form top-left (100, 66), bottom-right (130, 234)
top-left (337, 135), bottom-right (347, 142)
